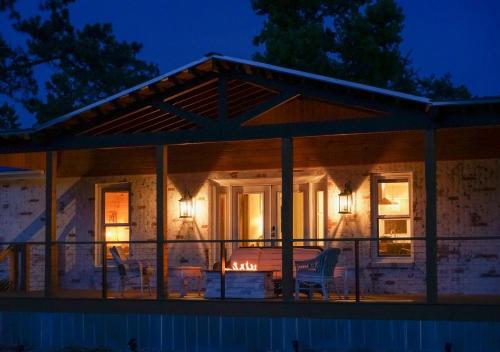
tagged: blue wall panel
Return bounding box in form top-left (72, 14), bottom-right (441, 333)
top-left (1, 311), bottom-right (500, 351)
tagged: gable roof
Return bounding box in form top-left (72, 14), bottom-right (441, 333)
top-left (7, 54), bottom-right (433, 135)
top-left (1, 54), bottom-right (499, 151)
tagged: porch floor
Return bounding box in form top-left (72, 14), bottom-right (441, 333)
top-left (1, 290), bottom-right (499, 305)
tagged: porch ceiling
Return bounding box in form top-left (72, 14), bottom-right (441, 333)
top-left (75, 78), bottom-right (279, 136)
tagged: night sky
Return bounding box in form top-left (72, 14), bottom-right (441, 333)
top-left (2, 0), bottom-right (500, 127)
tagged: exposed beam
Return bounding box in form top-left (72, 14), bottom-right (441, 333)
top-left (437, 112), bottom-right (500, 128)
top-left (4, 113), bottom-right (500, 154)
top-left (2, 115), bottom-right (436, 153)
top-left (228, 71), bottom-right (427, 118)
top-left (229, 91), bottom-right (299, 127)
top-left (151, 101), bottom-right (215, 129)
top-left (218, 76), bottom-right (227, 121)
top-left (68, 74), bottom-right (219, 136)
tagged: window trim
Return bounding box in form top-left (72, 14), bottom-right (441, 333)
top-left (370, 173), bottom-right (414, 264)
top-left (95, 183), bottom-right (131, 266)
top-left (210, 176), bottom-right (326, 251)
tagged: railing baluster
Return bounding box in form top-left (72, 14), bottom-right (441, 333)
top-left (220, 240), bottom-right (226, 299)
top-left (101, 241), bottom-right (107, 299)
top-left (355, 239), bottom-right (360, 303)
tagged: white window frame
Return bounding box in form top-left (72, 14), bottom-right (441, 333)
top-left (370, 173), bottom-right (414, 264)
top-left (210, 175), bottom-right (326, 251)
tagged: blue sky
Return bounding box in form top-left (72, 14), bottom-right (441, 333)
top-left (2, 0), bottom-right (500, 127)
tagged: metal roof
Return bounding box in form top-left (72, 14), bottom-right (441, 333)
top-left (211, 55), bottom-right (431, 104)
top-left (32, 56), bottom-right (213, 132)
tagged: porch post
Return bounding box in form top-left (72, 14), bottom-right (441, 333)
top-left (281, 137), bottom-right (294, 301)
top-left (425, 129), bottom-right (438, 303)
top-left (156, 145), bottom-right (168, 299)
top-left (44, 151), bottom-right (58, 297)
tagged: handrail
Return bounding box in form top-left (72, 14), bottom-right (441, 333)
top-left (0, 235), bottom-right (499, 246)
top-left (0, 236), bottom-right (498, 304)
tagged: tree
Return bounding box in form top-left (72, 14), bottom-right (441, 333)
top-left (252, 0), bottom-right (470, 100)
top-left (0, 102), bottom-right (19, 130)
top-left (417, 73), bottom-right (470, 101)
top-left (0, 0), bottom-right (159, 128)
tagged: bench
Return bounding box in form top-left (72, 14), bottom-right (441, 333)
top-left (228, 247), bottom-right (349, 298)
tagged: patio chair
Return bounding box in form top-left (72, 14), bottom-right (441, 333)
top-left (109, 246), bottom-right (153, 297)
top-left (294, 248), bottom-right (341, 301)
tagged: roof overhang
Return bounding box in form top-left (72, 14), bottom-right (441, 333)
top-left (0, 55), bottom-right (499, 153)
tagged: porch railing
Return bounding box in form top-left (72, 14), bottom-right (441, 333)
top-left (0, 236), bottom-right (499, 304)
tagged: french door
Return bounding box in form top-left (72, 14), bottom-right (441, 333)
top-left (230, 184), bottom-right (311, 247)
top-left (231, 185), bottom-right (271, 247)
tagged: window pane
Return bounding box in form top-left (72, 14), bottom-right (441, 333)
top-left (239, 193), bottom-right (264, 245)
top-left (378, 219), bottom-right (411, 256)
top-left (377, 180), bottom-right (409, 216)
top-left (316, 191), bottom-right (324, 247)
top-left (277, 192), bottom-right (305, 244)
top-left (104, 191), bottom-right (129, 224)
top-left (219, 193), bottom-right (226, 240)
top-left (105, 226), bottom-right (130, 258)
top-left (293, 192), bottom-right (304, 245)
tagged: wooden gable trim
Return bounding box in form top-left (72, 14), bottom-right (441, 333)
top-left (243, 96), bottom-right (383, 126)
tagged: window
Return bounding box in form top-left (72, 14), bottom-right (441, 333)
top-left (277, 191), bottom-right (305, 246)
top-left (373, 175), bottom-right (412, 257)
top-left (316, 190), bottom-right (325, 247)
top-left (100, 185), bottom-right (131, 260)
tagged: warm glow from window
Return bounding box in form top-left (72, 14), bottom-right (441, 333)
top-left (376, 178), bottom-right (411, 257)
top-left (377, 180), bottom-right (409, 216)
top-left (105, 226), bottom-right (130, 258)
top-left (277, 192), bottom-right (305, 245)
top-left (239, 193), bottom-right (264, 246)
top-left (103, 190), bottom-right (130, 259)
top-left (316, 191), bottom-right (324, 246)
top-left (219, 193), bottom-right (227, 240)
top-left (104, 192), bottom-right (129, 224)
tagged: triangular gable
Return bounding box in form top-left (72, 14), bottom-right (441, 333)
top-left (243, 96), bottom-right (383, 126)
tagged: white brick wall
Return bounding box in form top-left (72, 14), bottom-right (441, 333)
top-left (0, 159), bottom-right (498, 295)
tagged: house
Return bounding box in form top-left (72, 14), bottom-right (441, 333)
top-left (0, 54), bottom-right (499, 350)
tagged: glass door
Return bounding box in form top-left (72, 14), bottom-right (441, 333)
top-left (232, 186), bottom-right (271, 247)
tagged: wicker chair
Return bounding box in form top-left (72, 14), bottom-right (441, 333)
top-left (109, 246), bottom-right (153, 297)
top-left (294, 248), bottom-right (341, 300)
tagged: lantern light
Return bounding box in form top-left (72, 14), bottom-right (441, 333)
top-left (179, 189), bottom-right (194, 218)
top-left (338, 182), bottom-right (352, 214)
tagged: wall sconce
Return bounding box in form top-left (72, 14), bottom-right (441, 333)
top-left (179, 189), bottom-right (194, 219)
top-left (338, 182), bottom-right (352, 214)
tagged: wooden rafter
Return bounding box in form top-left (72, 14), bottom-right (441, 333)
top-left (228, 71), bottom-right (424, 118)
top-left (229, 91), bottom-right (299, 127)
top-left (151, 101), bottom-right (215, 129)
